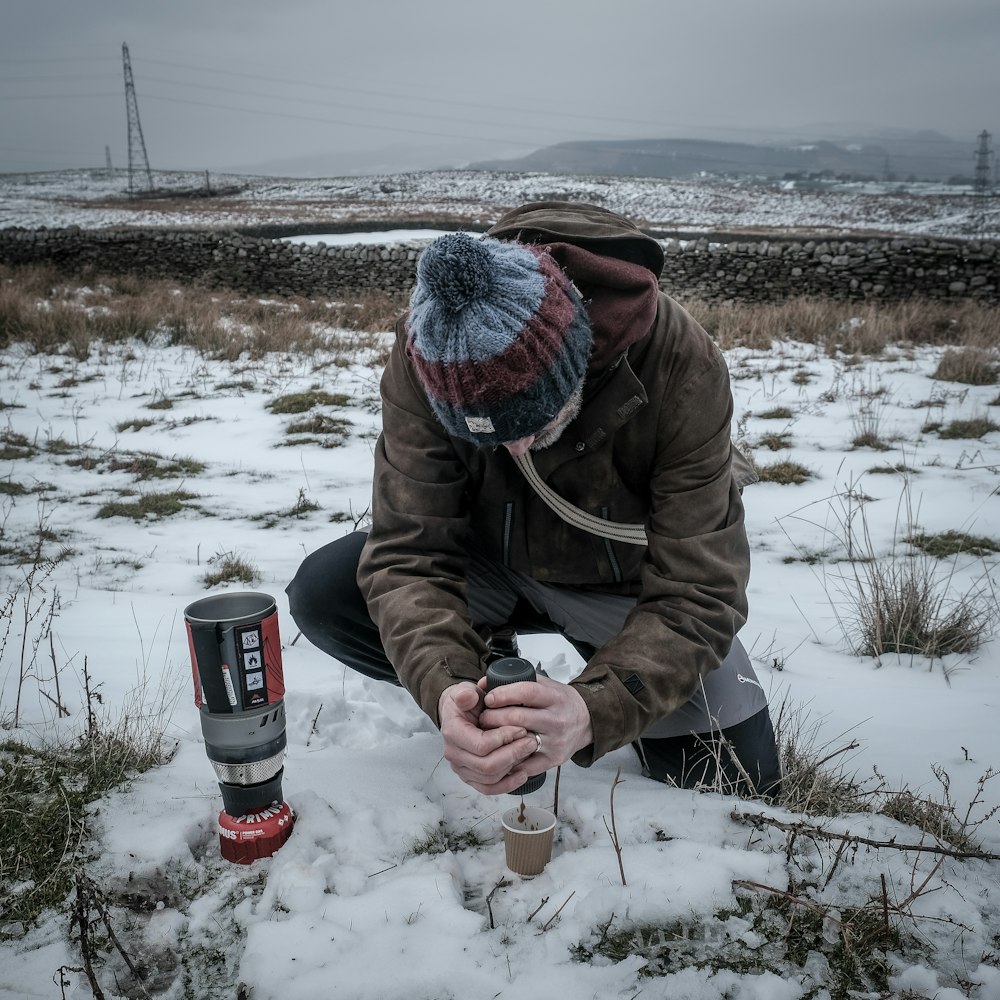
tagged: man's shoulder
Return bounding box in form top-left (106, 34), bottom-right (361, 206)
top-left (644, 293), bottom-right (725, 371)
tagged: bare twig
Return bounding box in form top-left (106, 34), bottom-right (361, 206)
top-left (306, 702), bottom-right (324, 747)
top-left (733, 879), bottom-right (837, 920)
top-left (603, 766), bottom-right (627, 886)
top-left (71, 877), bottom-right (106, 1000)
top-left (485, 876), bottom-right (508, 930)
top-left (526, 896), bottom-right (550, 923)
top-left (733, 810), bottom-right (1000, 861)
top-left (49, 630), bottom-right (69, 717)
top-left (541, 890), bottom-right (575, 931)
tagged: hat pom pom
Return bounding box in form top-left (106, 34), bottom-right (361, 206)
top-left (417, 233), bottom-right (493, 313)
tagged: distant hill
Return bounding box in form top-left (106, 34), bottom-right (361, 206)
top-left (472, 130), bottom-right (977, 183)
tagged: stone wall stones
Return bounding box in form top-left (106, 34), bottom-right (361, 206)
top-left (0, 227), bottom-right (996, 304)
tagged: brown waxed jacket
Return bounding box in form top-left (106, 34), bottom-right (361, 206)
top-left (357, 203), bottom-right (751, 766)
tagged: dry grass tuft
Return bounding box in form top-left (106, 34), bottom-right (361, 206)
top-left (931, 345), bottom-right (999, 386)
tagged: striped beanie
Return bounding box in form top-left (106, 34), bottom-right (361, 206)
top-left (406, 232), bottom-right (592, 447)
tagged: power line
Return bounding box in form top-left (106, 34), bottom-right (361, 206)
top-left (2, 51), bottom-right (985, 152)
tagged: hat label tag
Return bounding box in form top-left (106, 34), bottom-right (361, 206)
top-left (466, 416), bottom-right (495, 434)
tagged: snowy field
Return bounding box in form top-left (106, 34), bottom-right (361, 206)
top-left (1, 327), bottom-right (999, 998)
top-left (1, 167), bottom-right (997, 239)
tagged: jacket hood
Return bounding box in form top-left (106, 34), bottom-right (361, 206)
top-left (486, 201), bottom-right (665, 279)
top-left (488, 202), bottom-right (662, 371)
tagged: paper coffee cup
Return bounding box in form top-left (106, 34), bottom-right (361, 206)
top-left (501, 804), bottom-right (556, 876)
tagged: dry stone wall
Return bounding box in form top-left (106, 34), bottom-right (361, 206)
top-left (0, 227), bottom-right (997, 304)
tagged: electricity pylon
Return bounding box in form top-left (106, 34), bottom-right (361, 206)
top-left (974, 130), bottom-right (993, 194)
top-left (122, 43), bottom-right (153, 196)
top-left (973, 131), bottom-right (994, 236)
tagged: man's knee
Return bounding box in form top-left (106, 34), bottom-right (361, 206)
top-left (286, 531), bottom-right (367, 629)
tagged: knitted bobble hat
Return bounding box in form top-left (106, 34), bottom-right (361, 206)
top-left (406, 232), bottom-right (592, 447)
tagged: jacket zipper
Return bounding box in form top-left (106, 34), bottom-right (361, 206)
top-left (502, 501), bottom-right (514, 567)
top-left (601, 506), bottom-right (623, 583)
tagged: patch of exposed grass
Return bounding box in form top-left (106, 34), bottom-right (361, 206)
top-left (782, 548), bottom-right (831, 565)
top-left (250, 488), bottom-right (321, 527)
top-left (756, 431), bottom-right (793, 451)
top-left (755, 406), bottom-right (794, 420)
top-left (268, 390), bottom-right (351, 414)
top-left (145, 396), bottom-right (175, 411)
top-left (105, 452), bottom-right (206, 481)
top-left (850, 430), bottom-right (892, 450)
top-left (866, 463), bottom-right (919, 475)
top-left (0, 724), bottom-right (173, 937)
top-left (0, 430), bottom-right (36, 461)
top-left (64, 455), bottom-right (101, 471)
top-left (756, 460), bottom-right (813, 485)
top-left (284, 413), bottom-right (352, 445)
top-left (905, 529), bottom-right (1000, 558)
top-left (937, 415), bottom-right (999, 439)
top-left (0, 481), bottom-right (27, 496)
top-left (213, 379), bottom-right (257, 392)
top-left (572, 898), bottom-right (904, 993)
top-left (96, 490), bottom-right (198, 520)
top-left (115, 418), bottom-right (156, 432)
top-left (407, 822), bottom-right (485, 857)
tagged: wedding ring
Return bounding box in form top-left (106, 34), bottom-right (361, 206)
top-left (533, 732), bottom-right (543, 754)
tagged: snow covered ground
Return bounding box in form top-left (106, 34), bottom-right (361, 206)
top-left (1, 327), bottom-right (999, 998)
top-left (1, 167), bottom-right (996, 239)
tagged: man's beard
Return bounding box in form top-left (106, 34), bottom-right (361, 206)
top-left (530, 383), bottom-right (584, 451)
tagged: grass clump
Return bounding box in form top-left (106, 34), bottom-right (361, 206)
top-left (250, 488), bottom-right (321, 527)
top-left (96, 490), bottom-right (198, 520)
top-left (407, 822), bottom-right (485, 857)
top-left (905, 529), bottom-right (1000, 558)
top-left (937, 415), bottom-right (999, 439)
top-left (756, 460), bottom-right (813, 485)
top-left (866, 463), bottom-right (918, 475)
top-left (931, 345), bottom-right (999, 385)
top-left (756, 431), bottom-right (793, 451)
top-left (756, 406), bottom-right (794, 420)
top-left (115, 418), bottom-right (156, 433)
top-left (203, 549), bottom-right (261, 588)
top-left (284, 413), bottom-right (352, 446)
top-left (0, 430), bottom-right (36, 461)
top-left (268, 390), bottom-right (351, 414)
top-left (106, 452), bottom-right (206, 481)
top-left (849, 560), bottom-right (995, 658)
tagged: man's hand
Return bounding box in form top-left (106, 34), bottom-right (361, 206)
top-left (437, 682), bottom-right (541, 796)
top-left (478, 674), bottom-right (593, 769)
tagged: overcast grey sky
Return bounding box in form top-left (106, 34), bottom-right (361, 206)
top-left (2, 0), bottom-right (997, 175)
